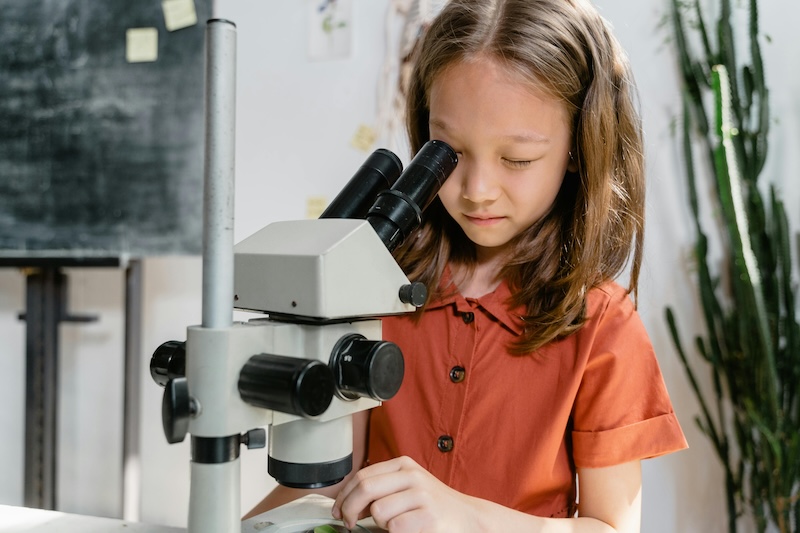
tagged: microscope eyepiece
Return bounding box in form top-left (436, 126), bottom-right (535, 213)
top-left (367, 140), bottom-right (458, 251)
top-left (319, 148), bottom-right (403, 219)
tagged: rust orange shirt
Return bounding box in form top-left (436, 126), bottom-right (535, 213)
top-left (367, 275), bottom-right (687, 518)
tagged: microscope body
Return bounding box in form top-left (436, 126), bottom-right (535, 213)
top-left (152, 217), bottom-right (420, 532)
top-left (162, 216), bottom-right (418, 464)
top-left (231, 217), bottom-right (418, 485)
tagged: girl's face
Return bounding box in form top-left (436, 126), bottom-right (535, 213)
top-left (429, 55), bottom-right (576, 261)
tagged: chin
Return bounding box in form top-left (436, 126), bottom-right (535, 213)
top-left (465, 235), bottom-right (513, 250)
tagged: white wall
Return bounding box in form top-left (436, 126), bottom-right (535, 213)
top-left (1, 1), bottom-right (798, 531)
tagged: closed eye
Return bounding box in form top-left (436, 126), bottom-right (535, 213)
top-left (503, 158), bottom-right (532, 169)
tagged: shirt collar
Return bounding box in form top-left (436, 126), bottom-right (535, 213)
top-left (424, 265), bottom-right (526, 336)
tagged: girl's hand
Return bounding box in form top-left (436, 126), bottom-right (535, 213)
top-left (331, 456), bottom-right (481, 533)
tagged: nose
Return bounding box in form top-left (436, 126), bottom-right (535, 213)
top-left (458, 160), bottom-right (500, 204)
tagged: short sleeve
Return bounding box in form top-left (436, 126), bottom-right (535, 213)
top-left (571, 285), bottom-right (687, 468)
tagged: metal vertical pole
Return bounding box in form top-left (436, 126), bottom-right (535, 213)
top-left (202, 18), bottom-right (236, 330)
top-left (23, 267), bottom-right (61, 510)
top-left (122, 259), bottom-right (143, 521)
top-left (20, 264), bottom-right (98, 511)
top-left (188, 19), bottom-right (239, 533)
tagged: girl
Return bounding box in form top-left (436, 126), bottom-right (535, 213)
top-left (250, 0), bottom-right (687, 530)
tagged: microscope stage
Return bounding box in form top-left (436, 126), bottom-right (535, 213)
top-left (243, 519), bottom-right (369, 532)
top-left (241, 495), bottom-right (384, 533)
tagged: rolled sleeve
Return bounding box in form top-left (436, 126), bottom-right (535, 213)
top-left (572, 412), bottom-right (687, 467)
top-left (571, 285), bottom-right (688, 468)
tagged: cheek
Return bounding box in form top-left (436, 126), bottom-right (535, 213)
top-left (527, 174), bottom-right (566, 214)
top-left (437, 173), bottom-right (461, 208)
top-left (438, 188), bottom-right (465, 224)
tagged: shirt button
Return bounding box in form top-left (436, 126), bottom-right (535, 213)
top-left (462, 312), bottom-right (475, 324)
top-left (437, 435), bottom-right (454, 453)
top-left (449, 366), bottom-right (466, 383)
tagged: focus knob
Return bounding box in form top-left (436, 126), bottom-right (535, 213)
top-left (329, 334), bottom-right (404, 401)
top-left (399, 282), bottom-right (427, 307)
top-left (150, 340), bottom-right (186, 387)
top-left (162, 377), bottom-right (198, 444)
top-left (238, 354), bottom-right (335, 418)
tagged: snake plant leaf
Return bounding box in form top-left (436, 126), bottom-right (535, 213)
top-left (682, 95), bottom-right (701, 218)
top-left (666, 307), bottom-right (722, 449)
top-left (717, 0), bottom-right (743, 126)
top-left (748, 0), bottom-right (770, 176)
top-left (692, 0), bottom-right (715, 69)
top-left (673, 1), bottom-right (712, 136)
top-left (712, 65), bottom-right (780, 417)
top-left (744, 399), bottom-right (783, 469)
top-left (741, 65), bottom-right (754, 117)
top-left (695, 335), bottom-right (711, 363)
top-left (773, 190), bottom-right (798, 371)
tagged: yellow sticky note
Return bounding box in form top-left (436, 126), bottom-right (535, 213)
top-left (350, 124), bottom-right (376, 152)
top-left (306, 196), bottom-right (329, 219)
top-left (126, 28), bottom-right (158, 63)
top-left (162, 0), bottom-right (198, 32)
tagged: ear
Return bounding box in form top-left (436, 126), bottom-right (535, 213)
top-left (567, 150), bottom-right (578, 173)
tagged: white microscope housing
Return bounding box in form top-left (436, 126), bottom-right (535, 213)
top-left (230, 216), bottom-right (421, 488)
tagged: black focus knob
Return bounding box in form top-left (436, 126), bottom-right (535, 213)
top-left (399, 282), bottom-right (427, 307)
top-left (162, 377), bottom-right (198, 444)
top-left (329, 334), bottom-right (405, 401)
top-left (151, 340), bottom-right (186, 387)
top-left (238, 354), bottom-right (335, 418)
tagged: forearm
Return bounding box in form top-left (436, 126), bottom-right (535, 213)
top-left (472, 498), bottom-right (620, 533)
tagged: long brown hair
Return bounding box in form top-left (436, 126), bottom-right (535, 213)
top-left (395, 0), bottom-right (645, 353)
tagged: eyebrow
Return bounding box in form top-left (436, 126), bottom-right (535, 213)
top-left (429, 117), bottom-right (551, 144)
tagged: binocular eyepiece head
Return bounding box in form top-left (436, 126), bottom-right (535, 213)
top-left (320, 140), bottom-right (459, 252)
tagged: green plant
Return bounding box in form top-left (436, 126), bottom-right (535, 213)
top-left (665, 0), bottom-right (800, 531)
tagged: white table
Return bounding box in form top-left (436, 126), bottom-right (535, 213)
top-left (0, 504), bottom-right (183, 532)
top-left (1, 496), bottom-right (385, 533)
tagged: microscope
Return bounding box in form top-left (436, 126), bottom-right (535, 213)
top-left (148, 19), bottom-right (457, 533)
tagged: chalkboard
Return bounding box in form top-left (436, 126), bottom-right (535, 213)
top-left (0, 0), bottom-right (212, 260)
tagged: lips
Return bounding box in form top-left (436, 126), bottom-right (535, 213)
top-left (464, 214), bottom-right (505, 226)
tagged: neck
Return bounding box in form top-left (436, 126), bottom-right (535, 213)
top-left (452, 246), bottom-right (507, 298)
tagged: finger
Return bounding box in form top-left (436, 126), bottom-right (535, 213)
top-left (385, 507), bottom-right (432, 533)
top-left (332, 458), bottom-right (408, 517)
top-left (367, 489), bottom-right (424, 531)
top-left (337, 471), bottom-right (415, 528)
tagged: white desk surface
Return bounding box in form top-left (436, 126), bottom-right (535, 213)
top-left (0, 496), bottom-right (385, 533)
top-left (0, 504), bottom-right (184, 532)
